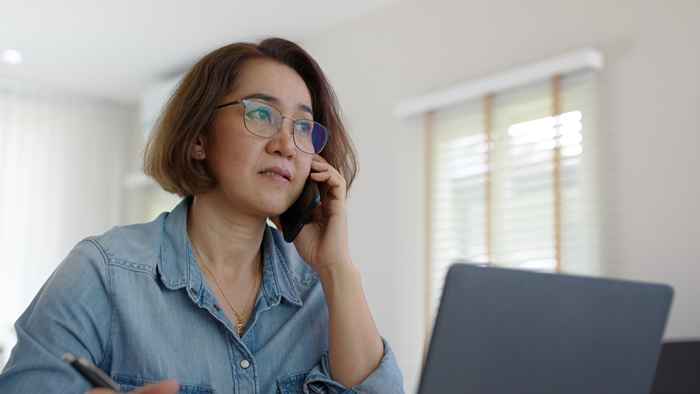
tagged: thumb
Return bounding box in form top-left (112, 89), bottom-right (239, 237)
top-left (132, 379), bottom-right (179, 394)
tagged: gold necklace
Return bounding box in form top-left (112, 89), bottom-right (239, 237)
top-left (192, 244), bottom-right (261, 336)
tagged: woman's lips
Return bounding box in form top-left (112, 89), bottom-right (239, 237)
top-left (259, 166), bottom-right (293, 181)
top-left (259, 171), bottom-right (290, 184)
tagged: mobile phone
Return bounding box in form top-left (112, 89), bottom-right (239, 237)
top-left (279, 179), bottom-right (321, 242)
top-left (63, 352), bottom-right (121, 391)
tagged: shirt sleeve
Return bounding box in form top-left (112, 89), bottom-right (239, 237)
top-left (302, 336), bottom-right (405, 394)
top-left (0, 239), bottom-right (113, 393)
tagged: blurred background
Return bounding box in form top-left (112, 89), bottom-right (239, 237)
top-left (0, 1), bottom-right (698, 392)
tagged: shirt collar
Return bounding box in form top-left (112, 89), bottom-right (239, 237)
top-left (157, 196), bottom-right (303, 308)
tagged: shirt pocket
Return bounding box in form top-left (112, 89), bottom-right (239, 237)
top-left (113, 374), bottom-right (215, 394)
top-left (277, 371), bottom-right (309, 394)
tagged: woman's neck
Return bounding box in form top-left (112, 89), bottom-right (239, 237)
top-left (186, 191), bottom-right (266, 282)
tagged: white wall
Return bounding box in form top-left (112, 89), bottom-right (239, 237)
top-left (301, 0), bottom-right (700, 391)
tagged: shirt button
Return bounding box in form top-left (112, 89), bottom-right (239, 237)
top-left (240, 359), bottom-right (250, 369)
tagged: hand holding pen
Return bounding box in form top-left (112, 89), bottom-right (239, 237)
top-left (63, 353), bottom-right (179, 393)
top-left (88, 380), bottom-right (179, 394)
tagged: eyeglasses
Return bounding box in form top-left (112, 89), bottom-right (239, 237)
top-left (215, 98), bottom-right (329, 154)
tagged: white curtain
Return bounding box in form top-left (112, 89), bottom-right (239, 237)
top-left (0, 79), bottom-right (135, 366)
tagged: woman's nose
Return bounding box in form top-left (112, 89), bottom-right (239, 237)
top-left (266, 118), bottom-right (297, 157)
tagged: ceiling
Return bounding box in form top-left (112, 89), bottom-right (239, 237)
top-left (0, 1), bottom-right (398, 105)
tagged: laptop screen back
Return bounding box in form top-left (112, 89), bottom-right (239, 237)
top-left (418, 264), bottom-right (673, 394)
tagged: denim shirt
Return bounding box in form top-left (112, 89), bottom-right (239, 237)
top-left (0, 197), bottom-right (404, 393)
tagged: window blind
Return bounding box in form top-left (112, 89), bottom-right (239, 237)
top-left (428, 70), bottom-right (600, 323)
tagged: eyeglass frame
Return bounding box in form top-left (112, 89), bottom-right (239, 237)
top-left (214, 98), bottom-right (329, 154)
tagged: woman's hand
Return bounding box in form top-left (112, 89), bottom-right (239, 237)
top-left (273, 154), bottom-right (352, 275)
top-left (88, 379), bottom-right (179, 394)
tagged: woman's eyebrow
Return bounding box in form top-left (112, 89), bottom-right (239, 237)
top-left (242, 93), bottom-right (313, 115)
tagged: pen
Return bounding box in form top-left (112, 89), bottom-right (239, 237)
top-left (63, 352), bottom-right (121, 391)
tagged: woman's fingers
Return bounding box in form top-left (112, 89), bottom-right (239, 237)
top-left (309, 170), bottom-right (346, 199)
top-left (87, 380), bottom-right (179, 394)
top-left (86, 380), bottom-right (180, 394)
top-left (311, 162), bottom-right (345, 185)
top-left (309, 172), bottom-right (331, 181)
top-left (133, 380), bottom-right (180, 394)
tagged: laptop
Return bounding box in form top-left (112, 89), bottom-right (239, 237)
top-left (417, 263), bottom-right (673, 394)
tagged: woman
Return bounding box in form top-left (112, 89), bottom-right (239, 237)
top-left (0, 38), bottom-right (404, 393)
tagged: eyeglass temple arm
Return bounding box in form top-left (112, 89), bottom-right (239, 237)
top-left (215, 100), bottom-right (241, 110)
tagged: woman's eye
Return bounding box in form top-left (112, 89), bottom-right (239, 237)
top-left (296, 121), bottom-right (313, 135)
top-left (247, 108), bottom-right (273, 122)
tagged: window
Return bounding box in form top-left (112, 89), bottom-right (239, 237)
top-left (427, 70), bottom-right (601, 326)
top-left (0, 81), bottom-right (133, 368)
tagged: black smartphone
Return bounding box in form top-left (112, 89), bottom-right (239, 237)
top-left (63, 352), bottom-right (121, 391)
top-left (279, 179), bottom-right (321, 242)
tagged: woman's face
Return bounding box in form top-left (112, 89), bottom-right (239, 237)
top-left (204, 58), bottom-right (315, 218)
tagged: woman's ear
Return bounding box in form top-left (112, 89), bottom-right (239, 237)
top-left (191, 136), bottom-right (207, 160)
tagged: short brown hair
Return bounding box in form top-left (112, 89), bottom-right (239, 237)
top-left (144, 37), bottom-right (358, 197)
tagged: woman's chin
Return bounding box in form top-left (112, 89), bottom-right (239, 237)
top-left (257, 199), bottom-right (291, 217)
